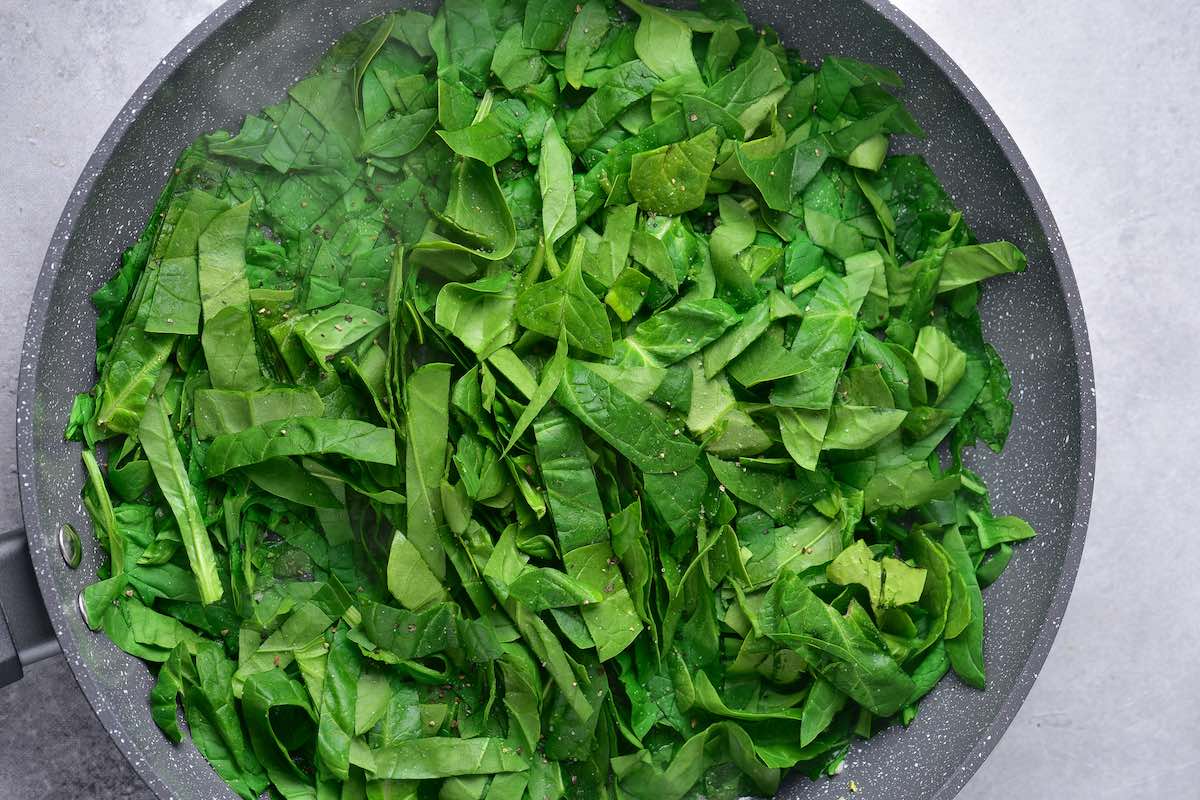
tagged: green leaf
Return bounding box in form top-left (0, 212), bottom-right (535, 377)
top-left (435, 274), bottom-right (518, 358)
top-left (194, 387), bottom-right (324, 439)
top-left (826, 539), bottom-right (927, 613)
top-left (362, 108), bottom-right (438, 158)
top-left (822, 405), bottom-right (907, 451)
top-left (203, 306), bottom-right (264, 390)
top-left (605, 268), bottom-right (651, 322)
top-left (492, 26), bottom-right (546, 91)
top-left (539, 118), bottom-right (577, 245)
top-left (205, 417), bottom-right (397, 475)
top-left (290, 303), bottom-right (388, 372)
top-left (557, 359), bottom-right (699, 473)
top-left (524, 0), bottom-right (575, 50)
top-left (371, 738), bottom-right (528, 780)
top-left (914, 325), bottom-right (967, 401)
top-left (315, 630), bottom-right (362, 781)
top-left (243, 458), bottom-right (340, 509)
top-left (628, 127), bottom-right (718, 215)
top-left (760, 573), bottom-right (916, 716)
top-left (415, 157), bottom-right (517, 264)
top-left (938, 242), bottom-right (1027, 293)
top-left (141, 397), bottom-right (222, 605)
top-left (566, 60), bottom-right (660, 153)
top-left (769, 271), bottom-right (875, 406)
top-left (625, 298), bottom-right (739, 365)
top-left (620, 0), bottom-right (704, 88)
top-left (516, 241), bottom-right (613, 357)
top-left (741, 511), bottom-right (844, 587)
top-left (970, 512), bottom-right (1036, 550)
top-left (501, 337), bottom-right (568, 456)
top-left (706, 454), bottom-right (823, 524)
top-left (405, 363), bottom-right (452, 579)
top-left (735, 139), bottom-right (828, 212)
top-left (942, 527), bottom-right (986, 689)
top-left (533, 409), bottom-right (610, 553)
top-left (144, 191), bottom-right (231, 335)
top-left (863, 460), bottom-right (960, 513)
top-left (611, 721), bottom-right (778, 800)
top-left (800, 678), bottom-right (846, 747)
top-left (718, 51), bottom-right (791, 131)
top-left (387, 531), bottom-right (449, 610)
top-left (437, 114), bottom-right (515, 166)
top-left (197, 201), bottom-right (252, 321)
top-left (242, 669), bottom-right (318, 797)
top-left (777, 408), bottom-right (829, 471)
top-left (564, 0), bottom-right (611, 89)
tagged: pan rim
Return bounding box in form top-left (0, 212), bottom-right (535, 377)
top-left (860, 7), bottom-right (1095, 799)
top-left (16, 2), bottom-right (1096, 799)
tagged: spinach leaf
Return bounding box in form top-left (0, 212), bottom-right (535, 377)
top-left (491, 25), bottom-right (546, 91)
top-left (371, 738), bottom-right (528, 779)
top-left (144, 190), bottom-right (231, 335)
top-left (362, 108), bottom-right (438, 157)
top-left (524, 0), bottom-right (575, 50)
top-left (315, 630), bottom-right (362, 781)
top-left (625, 298), bottom-right (739, 365)
top-left (516, 241), bottom-right (613, 357)
top-left (913, 325), bottom-right (966, 401)
top-left (971, 511), bottom-right (1036, 550)
top-left (435, 274), bottom-right (518, 358)
top-left (620, 0), bottom-right (704, 88)
top-left (242, 669), bottom-right (318, 796)
top-left (826, 539), bottom-right (926, 614)
top-left (291, 303), bottom-right (388, 371)
top-left (822, 405), bottom-right (908, 451)
top-left (141, 397), bottom-right (223, 605)
top-left (942, 527), bottom-right (986, 689)
top-left (939, 242), bottom-right (1026, 292)
top-left (414, 157), bottom-right (517, 266)
top-left (706, 44), bottom-right (788, 136)
top-left (566, 61), bottom-right (660, 153)
top-left (436, 114), bottom-right (515, 166)
top-left (206, 417), bottom-right (398, 474)
top-left (769, 271), bottom-right (875, 406)
top-left (405, 363), bottom-right (452, 579)
top-left (565, 0), bottom-right (611, 89)
top-left (203, 306), bottom-right (264, 390)
top-left (628, 127), bottom-right (719, 215)
top-left (194, 387), bottom-right (324, 439)
top-left (777, 408), bottom-right (830, 471)
top-left (539, 118), bottom-right (577, 245)
top-left (501, 336), bottom-right (568, 455)
top-left (557, 359), bottom-right (699, 473)
top-left (198, 201), bottom-right (252, 321)
top-left (707, 454), bottom-right (823, 524)
top-left (800, 678), bottom-right (846, 747)
top-left (760, 574), bottom-right (916, 716)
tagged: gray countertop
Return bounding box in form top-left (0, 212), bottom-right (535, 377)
top-left (0, 1), bottom-right (1194, 798)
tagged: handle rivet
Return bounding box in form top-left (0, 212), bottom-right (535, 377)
top-left (59, 524), bottom-right (81, 570)
top-left (77, 589), bottom-right (97, 631)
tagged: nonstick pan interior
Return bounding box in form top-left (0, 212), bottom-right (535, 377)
top-left (17, 1), bottom-right (1094, 798)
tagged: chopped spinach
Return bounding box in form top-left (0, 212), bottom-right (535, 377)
top-left (67, 2), bottom-right (1033, 797)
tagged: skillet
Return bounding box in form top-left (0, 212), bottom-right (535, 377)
top-left (1, 1), bottom-right (1095, 797)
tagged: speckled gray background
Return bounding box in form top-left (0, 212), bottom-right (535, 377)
top-left (0, 1), bottom-right (1190, 798)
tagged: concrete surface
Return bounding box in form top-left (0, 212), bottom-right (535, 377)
top-left (0, 0), bottom-right (1193, 798)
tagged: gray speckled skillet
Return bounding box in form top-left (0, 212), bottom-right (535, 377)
top-left (1, 1), bottom-right (1095, 798)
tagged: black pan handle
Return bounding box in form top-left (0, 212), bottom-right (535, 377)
top-left (0, 528), bottom-right (58, 686)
